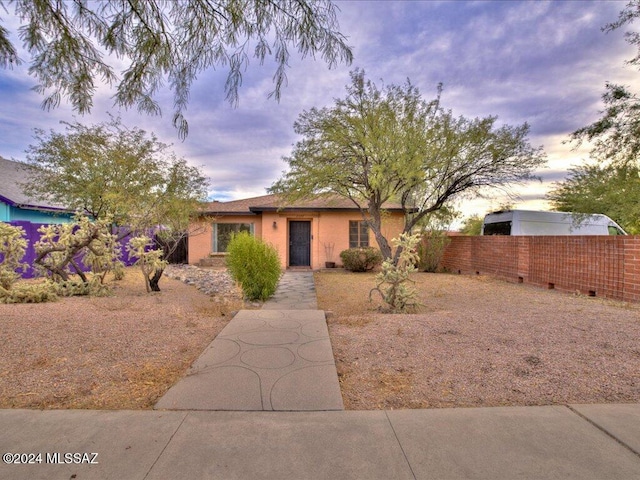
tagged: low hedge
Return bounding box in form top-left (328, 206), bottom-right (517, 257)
top-left (339, 247), bottom-right (383, 272)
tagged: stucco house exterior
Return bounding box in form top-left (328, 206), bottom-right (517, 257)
top-left (189, 193), bottom-right (408, 270)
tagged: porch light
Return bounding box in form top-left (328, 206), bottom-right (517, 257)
top-left (273, 221), bottom-right (277, 229)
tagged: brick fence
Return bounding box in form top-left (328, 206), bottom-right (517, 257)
top-left (439, 236), bottom-right (640, 303)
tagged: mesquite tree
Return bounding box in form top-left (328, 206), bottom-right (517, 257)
top-left (0, 0), bottom-right (352, 137)
top-left (271, 70), bottom-right (546, 264)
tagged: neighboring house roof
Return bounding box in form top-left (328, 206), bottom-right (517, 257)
top-left (0, 156), bottom-right (68, 212)
top-left (201, 193), bottom-right (409, 216)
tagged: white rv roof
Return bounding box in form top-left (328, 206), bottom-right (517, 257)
top-left (485, 210), bottom-right (611, 223)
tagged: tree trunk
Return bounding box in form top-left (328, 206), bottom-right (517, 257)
top-left (149, 268), bottom-right (163, 292)
top-left (367, 201), bottom-right (394, 261)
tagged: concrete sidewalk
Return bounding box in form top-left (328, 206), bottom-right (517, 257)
top-left (154, 309), bottom-right (343, 411)
top-left (155, 271), bottom-right (341, 411)
top-left (1, 404), bottom-right (639, 479)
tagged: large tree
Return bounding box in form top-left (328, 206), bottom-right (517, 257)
top-left (21, 116), bottom-right (208, 241)
top-left (270, 70), bottom-right (546, 262)
top-left (560, 3), bottom-right (640, 231)
top-left (547, 162), bottom-right (640, 234)
top-left (570, 83), bottom-right (640, 167)
top-left (0, 0), bottom-right (352, 137)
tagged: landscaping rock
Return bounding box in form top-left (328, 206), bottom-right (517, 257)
top-left (164, 264), bottom-right (240, 298)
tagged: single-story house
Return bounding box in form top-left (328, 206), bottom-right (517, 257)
top-left (1, 156), bottom-right (77, 278)
top-left (189, 193), bottom-right (408, 270)
top-left (0, 156), bottom-right (73, 223)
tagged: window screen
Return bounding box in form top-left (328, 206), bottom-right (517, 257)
top-left (213, 223), bottom-right (253, 252)
top-left (349, 221), bottom-right (369, 247)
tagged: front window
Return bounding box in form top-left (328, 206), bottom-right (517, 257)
top-left (349, 220), bottom-right (369, 248)
top-left (213, 223), bottom-right (253, 252)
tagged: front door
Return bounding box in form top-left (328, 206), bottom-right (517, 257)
top-left (289, 221), bottom-right (311, 267)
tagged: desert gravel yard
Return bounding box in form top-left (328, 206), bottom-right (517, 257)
top-left (315, 271), bottom-right (640, 410)
top-left (1, 267), bottom-right (639, 411)
top-left (0, 267), bottom-right (244, 409)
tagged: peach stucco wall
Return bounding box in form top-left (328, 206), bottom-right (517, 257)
top-left (189, 211), bottom-right (406, 270)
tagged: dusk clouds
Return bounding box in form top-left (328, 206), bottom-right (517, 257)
top-left (1, 1), bottom-right (638, 220)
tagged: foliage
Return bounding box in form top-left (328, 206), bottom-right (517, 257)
top-left (0, 281), bottom-right (59, 304)
top-left (413, 209), bottom-right (454, 272)
top-left (0, 0), bottom-right (352, 138)
top-left (459, 215), bottom-right (484, 235)
top-left (21, 117), bottom-right (207, 286)
top-left (270, 69), bottom-right (546, 264)
top-left (126, 236), bottom-right (168, 293)
top-left (561, 3), bottom-right (640, 233)
top-left (370, 233), bottom-right (421, 313)
top-left (605, 1), bottom-right (640, 71)
top-left (34, 215), bottom-right (121, 290)
top-left (417, 232), bottom-right (450, 273)
top-left (22, 117), bottom-right (208, 234)
top-left (569, 82), bottom-right (640, 168)
top-left (339, 247), bottom-right (383, 272)
top-left (225, 232), bottom-right (281, 301)
top-left (568, 3), bottom-right (640, 166)
top-left (0, 222), bottom-right (28, 290)
top-left (547, 162), bottom-right (640, 234)
top-left (1, 217), bottom-right (118, 302)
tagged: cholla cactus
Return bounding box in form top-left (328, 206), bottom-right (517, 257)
top-left (126, 235), bottom-right (167, 292)
top-left (35, 214), bottom-right (120, 285)
top-left (0, 222), bottom-right (28, 291)
top-left (370, 232), bottom-right (422, 312)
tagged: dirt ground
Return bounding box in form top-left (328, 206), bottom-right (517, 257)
top-left (0, 268), bottom-right (244, 409)
top-left (1, 268), bottom-right (638, 410)
top-left (315, 271), bottom-right (640, 410)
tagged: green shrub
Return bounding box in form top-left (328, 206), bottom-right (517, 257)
top-left (417, 231), bottom-right (450, 272)
top-left (339, 247), bottom-right (383, 272)
top-left (226, 232), bottom-right (281, 301)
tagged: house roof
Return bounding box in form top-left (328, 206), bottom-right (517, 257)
top-left (201, 193), bottom-right (408, 216)
top-left (0, 156), bottom-right (68, 212)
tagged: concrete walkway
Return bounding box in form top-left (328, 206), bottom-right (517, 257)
top-left (155, 271), bottom-right (342, 410)
top-left (2, 404), bottom-right (640, 479)
top-left (262, 271), bottom-right (318, 309)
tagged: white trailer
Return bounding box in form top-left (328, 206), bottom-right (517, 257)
top-left (482, 210), bottom-right (627, 236)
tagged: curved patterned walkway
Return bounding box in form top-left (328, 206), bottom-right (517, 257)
top-left (155, 272), bottom-right (343, 411)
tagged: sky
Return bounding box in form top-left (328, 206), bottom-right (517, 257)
top-left (1, 0), bottom-right (639, 226)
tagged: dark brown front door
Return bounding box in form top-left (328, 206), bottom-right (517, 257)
top-left (289, 221), bottom-right (311, 267)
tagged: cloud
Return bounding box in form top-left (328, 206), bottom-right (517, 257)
top-left (1, 0), bottom-right (640, 217)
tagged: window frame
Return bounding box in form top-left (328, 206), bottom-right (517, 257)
top-left (212, 222), bottom-right (254, 253)
top-left (349, 220), bottom-right (370, 248)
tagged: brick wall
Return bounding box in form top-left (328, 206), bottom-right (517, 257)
top-left (440, 236), bottom-right (640, 303)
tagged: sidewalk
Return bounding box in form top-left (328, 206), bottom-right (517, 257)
top-left (1, 404), bottom-right (639, 479)
top-left (154, 309), bottom-right (343, 411)
top-left (154, 271), bottom-right (341, 410)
